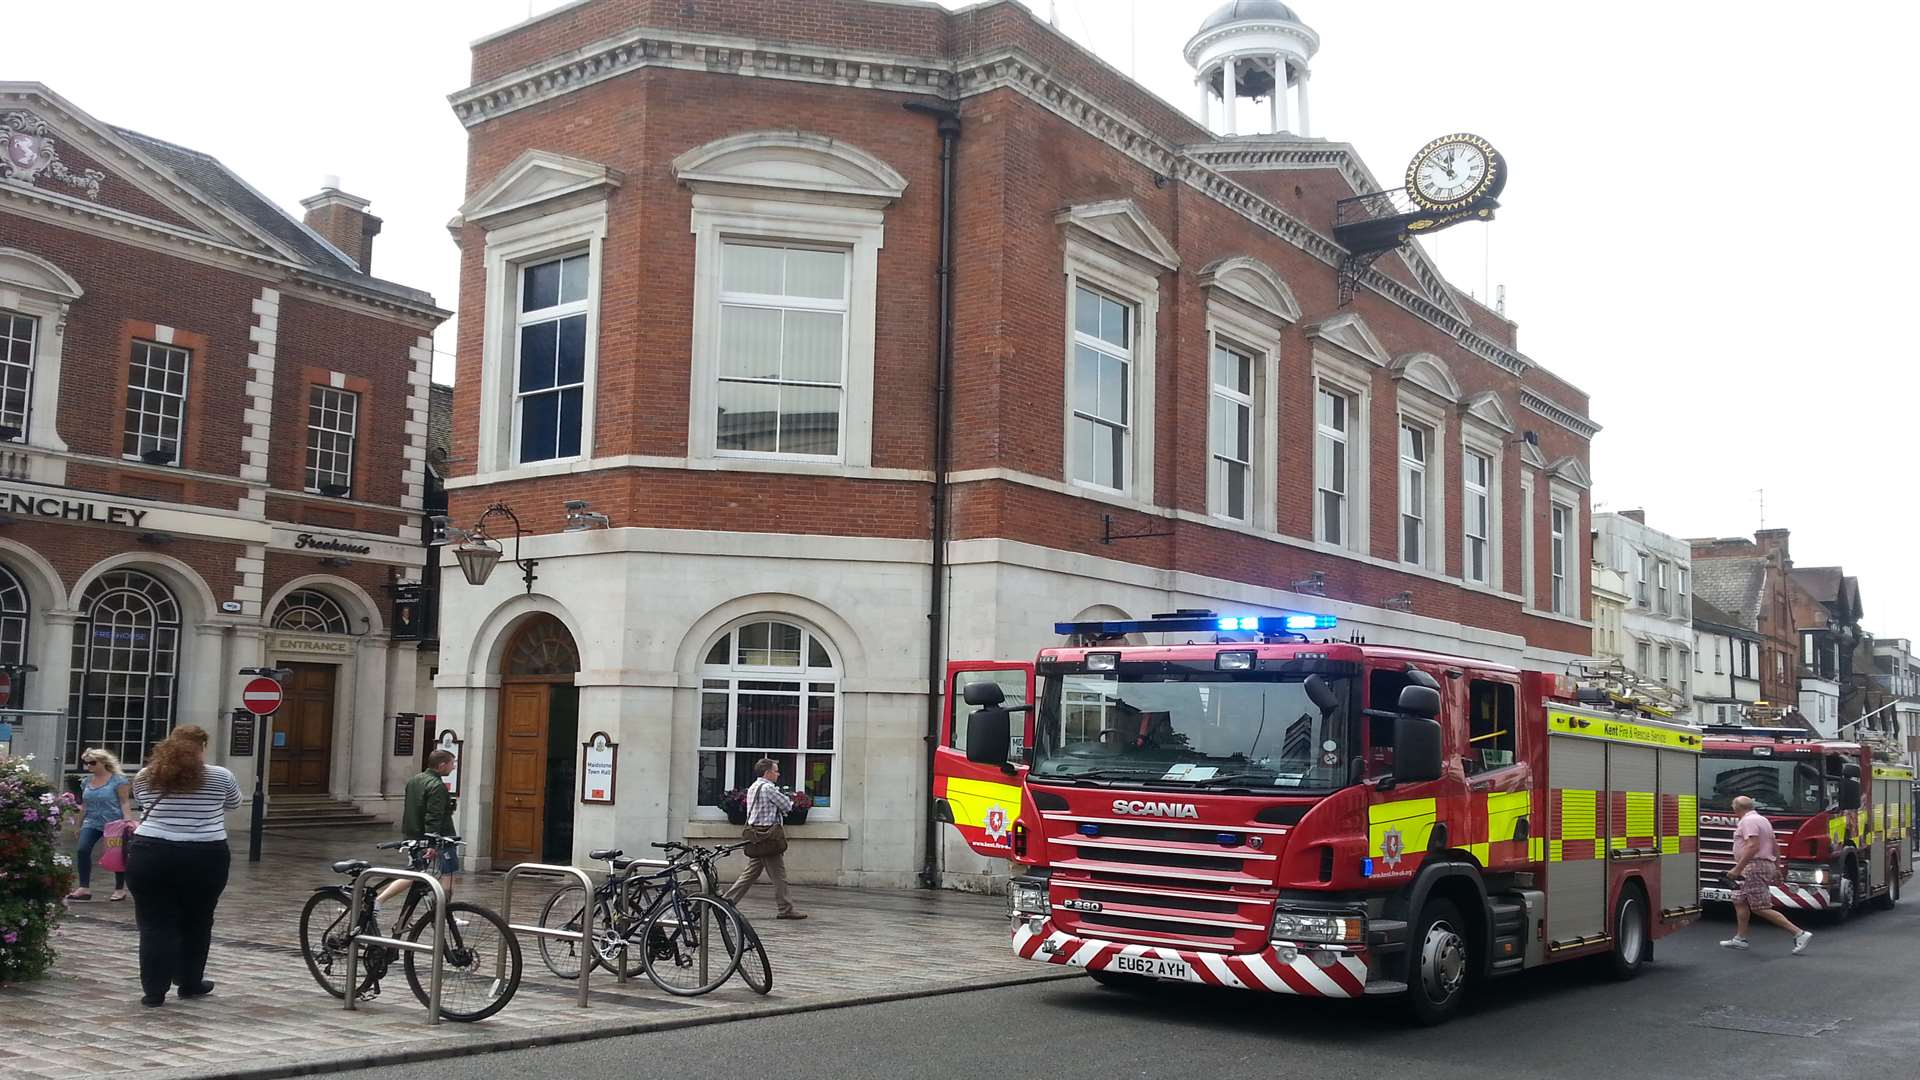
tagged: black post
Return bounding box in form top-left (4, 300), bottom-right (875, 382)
top-left (249, 713), bottom-right (271, 863)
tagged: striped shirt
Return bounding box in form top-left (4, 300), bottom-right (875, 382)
top-left (744, 778), bottom-right (793, 827)
top-left (133, 765), bottom-right (242, 842)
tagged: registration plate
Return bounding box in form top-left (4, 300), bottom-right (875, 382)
top-left (1700, 887), bottom-right (1734, 902)
top-left (1110, 953), bottom-right (1197, 982)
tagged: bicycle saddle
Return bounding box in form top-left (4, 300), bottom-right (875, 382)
top-left (332, 859), bottom-right (372, 874)
top-left (588, 847), bottom-right (623, 861)
top-left (610, 856), bottom-right (636, 871)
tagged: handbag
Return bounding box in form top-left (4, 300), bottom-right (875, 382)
top-left (742, 821), bottom-right (788, 859)
top-left (99, 819), bottom-right (133, 873)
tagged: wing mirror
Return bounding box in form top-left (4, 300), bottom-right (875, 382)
top-left (1838, 777), bottom-right (1862, 812)
top-left (963, 680), bottom-right (1006, 708)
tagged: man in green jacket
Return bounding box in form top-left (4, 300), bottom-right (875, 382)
top-left (377, 749), bottom-right (459, 911)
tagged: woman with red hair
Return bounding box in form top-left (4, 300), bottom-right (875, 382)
top-left (127, 725), bottom-right (240, 1007)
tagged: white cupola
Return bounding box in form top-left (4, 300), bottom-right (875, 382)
top-left (1184, 0), bottom-right (1320, 138)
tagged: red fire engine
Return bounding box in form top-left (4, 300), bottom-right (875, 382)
top-left (934, 611), bottom-right (1704, 1024)
top-left (1696, 729), bottom-right (1914, 915)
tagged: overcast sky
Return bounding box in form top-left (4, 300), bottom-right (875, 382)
top-left (12, 0), bottom-right (1916, 639)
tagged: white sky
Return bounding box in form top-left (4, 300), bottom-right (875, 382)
top-left (11, 0), bottom-right (1916, 639)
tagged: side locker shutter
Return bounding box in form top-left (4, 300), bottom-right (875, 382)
top-left (1659, 748), bottom-right (1699, 911)
top-left (1545, 732), bottom-right (1606, 944)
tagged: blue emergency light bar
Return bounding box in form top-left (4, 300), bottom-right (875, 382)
top-left (1053, 611), bottom-right (1337, 638)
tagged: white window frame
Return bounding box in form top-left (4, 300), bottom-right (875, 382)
top-left (304, 384), bottom-right (360, 495)
top-left (1062, 239), bottom-right (1159, 500)
top-left (0, 248), bottom-right (78, 454)
top-left (1658, 644), bottom-right (1671, 681)
top-left (1655, 560), bottom-right (1670, 615)
top-left (1069, 283), bottom-right (1135, 492)
top-left (122, 339), bottom-right (191, 464)
top-left (1549, 500), bottom-right (1571, 615)
top-left (694, 618), bottom-right (842, 823)
top-left (1312, 352), bottom-right (1371, 553)
top-left (1677, 567), bottom-right (1689, 612)
top-left (1393, 382), bottom-right (1448, 573)
top-left (477, 200), bottom-right (607, 477)
top-left (1635, 552), bottom-right (1650, 607)
top-left (1399, 421), bottom-right (1429, 566)
top-left (1461, 446), bottom-right (1494, 586)
top-left (511, 251), bottom-right (591, 465)
top-left (1203, 297), bottom-right (1280, 529)
top-left (711, 240), bottom-right (851, 461)
top-left (1547, 481), bottom-right (1583, 618)
top-left (1208, 337), bottom-right (1256, 523)
top-left (0, 310), bottom-right (35, 439)
top-left (1519, 473), bottom-right (1536, 607)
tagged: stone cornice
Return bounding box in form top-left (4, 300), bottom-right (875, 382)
top-left (1520, 388), bottom-right (1601, 438)
top-left (0, 187), bottom-right (449, 327)
top-left (448, 28), bottom-right (1571, 411)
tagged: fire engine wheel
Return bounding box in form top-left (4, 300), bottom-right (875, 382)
top-left (1405, 900), bottom-right (1469, 1026)
top-left (1830, 864), bottom-right (1858, 924)
top-left (1088, 970), bottom-right (1153, 991)
top-left (1608, 884), bottom-right (1649, 981)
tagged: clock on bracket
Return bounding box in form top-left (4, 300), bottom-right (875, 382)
top-left (1404, 133), bottom-right (1506, 212)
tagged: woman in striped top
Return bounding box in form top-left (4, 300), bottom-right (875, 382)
top-left (127, 725), bottom-right (240, 1007)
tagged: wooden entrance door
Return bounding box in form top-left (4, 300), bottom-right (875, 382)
top-left (270, 663), bottom-right (336, 795)
top-left (492, 683), bottom-right (549, 864)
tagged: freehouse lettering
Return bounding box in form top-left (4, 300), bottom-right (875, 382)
top-left (1, 492), bottom-right (147, 528)
top-left (293, 533), bottom-right (373, 555)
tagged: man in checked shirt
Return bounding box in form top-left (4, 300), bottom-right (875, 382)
top-left (722, 758), bottom-right (808, 920)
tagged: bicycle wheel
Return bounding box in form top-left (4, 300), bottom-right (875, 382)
top-left (734, 916), bottom-right (772, 995)
top-left (403, 901), bottom-right (522, 1022)
top-left (299, 887), bottom-right (379, 1000)
top-left (536, 885), bottom-right (617, 980)
top-left (640, 893), bottom-right (745, 996)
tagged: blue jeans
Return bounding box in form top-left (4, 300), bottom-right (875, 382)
top-left (76, 826), bottom-right (127, 890)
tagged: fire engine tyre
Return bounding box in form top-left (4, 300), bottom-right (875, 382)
top-left (1608, 884), bottom-right (1649, 981)
top-left (1830, 862), bottom-right (1858, 924)
top-left (1404, 900), bottom-right (1470, 1026)
top-left (1088, 970), bottom-right (1154, 991)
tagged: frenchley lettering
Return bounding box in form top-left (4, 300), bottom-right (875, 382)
top-left (4, 492), bottom-right (148, 528)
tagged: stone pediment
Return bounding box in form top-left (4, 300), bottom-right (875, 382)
top-left (0, 247), bottom-right (83, 303)
top-left (1056, 199), bottom-right (1180, 272)
top-left (1520, 439), bottom-right (1549, 469)
top-left (459, 149), bottom-right (623, 227)
top-left (672, 131), bottom-right (905, 207)
top-left (1304, 312), bottom-right (1389, 367)
top-left (1390, 352), bottom-right (1461, 402)
top-left (1197, 256), bottom-right (1299, 323)
top-left (1550, 456), bottom-right (1593, 489)
top-left (1460, 390), bottom-right (1515, 433)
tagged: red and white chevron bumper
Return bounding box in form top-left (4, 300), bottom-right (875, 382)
top-left (1012, 920), bottom-right (1370, 998)
top-left (1767, 884), bottom-right (1832, 910)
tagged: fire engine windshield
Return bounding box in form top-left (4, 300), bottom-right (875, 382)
top-left (1031, 670), bottom-right (1355, 791)
top-left (1700, 757), bottom-right (1829, 814)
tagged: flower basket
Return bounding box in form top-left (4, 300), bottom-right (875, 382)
top-left (0, 755), bottom-right (79, 983)
top-left (784, 789), bottom-right (813, 826)
top-left (720, 788), bottom-right (749, 826)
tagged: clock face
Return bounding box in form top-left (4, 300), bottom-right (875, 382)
top-left (1405, 134), bottom-right (1504, 210)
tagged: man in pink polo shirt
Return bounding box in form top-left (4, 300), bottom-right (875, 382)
top-left (1722, 795), bottom-right (1813, 954)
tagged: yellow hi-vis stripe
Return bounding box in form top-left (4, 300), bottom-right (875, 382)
top-left (944, 775), bottom-right (1021, 830)
top-left (1678, 795), bottom-right (1698, 836)
top-left (1559, 790), bottom-right (1597, 840)
top-left (1626, 792), bottom-right (1655, 839)
top-left (1369, 798), bottom-right (1438, 858)
top-left (1488, 790), bottom-right (1531, 843)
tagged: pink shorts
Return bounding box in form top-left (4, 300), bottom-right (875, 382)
top-left (1736, 860), bottom-right (1778, 909)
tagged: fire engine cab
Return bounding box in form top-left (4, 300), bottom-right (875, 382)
top-left (934, 611), bottom-right (1704, 1024)
top-left (1696, 729), bottom-right (1914, 916)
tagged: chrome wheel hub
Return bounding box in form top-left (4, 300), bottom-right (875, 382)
top-left (1619, 898), bottom-right (1643, 964)
top-left (1419, 920), bottom-right (1467, 1002)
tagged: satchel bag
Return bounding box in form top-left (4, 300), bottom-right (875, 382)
top-left (99, 819), bottom-right (133, 873)
top-left (742, 821), bottom-right (788, 859)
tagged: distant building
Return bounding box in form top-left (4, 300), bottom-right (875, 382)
top-left (1590, 541), bottom-right (1629, 662)
top-left (1868, 637), bottom-right (1917, 763)
top-left (1691, 529), bottom-right (1800, 717)
top-left (1593, 511), bottom-right (1691, 711)
top-left (1788, 565), bottom-right (1871, 739)
top-left (1692, 596), bottom-right (1763, 727)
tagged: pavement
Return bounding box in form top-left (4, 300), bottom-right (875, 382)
top-left (324, 898), bottom-right (1920, 1080)
top-left (1, 826), bottom-right (1071, 1080)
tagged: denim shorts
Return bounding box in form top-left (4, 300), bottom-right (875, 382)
top-left (436, 847), bottom-right (462, 875)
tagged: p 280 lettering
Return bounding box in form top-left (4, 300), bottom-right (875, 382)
top-left (1113, 799), bottom-right (1200, 819)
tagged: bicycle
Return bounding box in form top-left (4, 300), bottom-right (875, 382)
top-left (297, 835), bottom-right (524, 1022)
top-left (536, 841), bottom-right (756, 995)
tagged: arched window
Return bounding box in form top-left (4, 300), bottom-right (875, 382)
top-left (504, 614), bottom-right (579, 676)
top-left (272, 588), bottom-right (350, 634)
top-left (698, 619), bottom-right (839, 819)
top-left (67, 569), bottom-right (180, 769)
top-left (0, 563), bottom-right (29, 705)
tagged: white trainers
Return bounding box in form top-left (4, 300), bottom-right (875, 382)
top-left (1792, 931), bottom-right (1812, 955)
top-left (1719, 936), bottom-right (1750, 950)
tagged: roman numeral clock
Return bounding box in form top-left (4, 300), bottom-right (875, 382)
top-left (1332, 133), bottom-right (1507, 305)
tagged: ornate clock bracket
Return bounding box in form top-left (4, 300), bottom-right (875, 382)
top-left (1333, 189), bottom-right (1499, 306)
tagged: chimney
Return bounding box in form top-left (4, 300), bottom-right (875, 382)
top-left (1620, 509), bottom-right (1646, 524)
top-left (300, 176), bottom-right (383, 273)
top-left (1754, 528), bottom-right (1791, 567)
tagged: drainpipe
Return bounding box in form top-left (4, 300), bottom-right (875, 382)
top-left (905, 99), bottom-right (961, 890)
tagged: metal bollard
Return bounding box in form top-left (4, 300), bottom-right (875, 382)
top-left (345, 868), bottom-right (447, 1024)
top-left (500, 862), bottom-right (603, 1008)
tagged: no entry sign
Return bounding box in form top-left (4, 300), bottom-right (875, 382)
top-left (242, 676), bottom-right (284, 716)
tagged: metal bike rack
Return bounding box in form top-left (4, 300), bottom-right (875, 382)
top-left (500, 862), bottom-right (609, 1008)
top-left (345, 868), bottom-right (448, 1025)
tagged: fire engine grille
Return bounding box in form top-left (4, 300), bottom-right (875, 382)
top-left (1080, 822), bottom-right (1257, 845)
top-left (1072, 886), bottom-right (1243, 915)
top-left (1075, 912), bottom-right (1238, 939)
top-left (1698, 820), bottom-right (1737, 888)
top-left (1086, 870), bottom-right (1235, 892)
top-left (1071, 846), bottom-right (1245, 873)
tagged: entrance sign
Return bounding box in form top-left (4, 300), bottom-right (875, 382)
top-left (436, 729), bottom-right (463, 796)
top-left (580, 731), bottom-right (618, 804)
top-left (268, 632), bottom-right (352, 656)
top-left (241, 676), bottom-right (284, 716)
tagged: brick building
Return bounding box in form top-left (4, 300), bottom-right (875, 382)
top-left (0, 84), bottom-right (447, 823)
top-left (436, 0), bottom-right (1599, 885)
top-left (1691, 529), bottom-right (1801, 717)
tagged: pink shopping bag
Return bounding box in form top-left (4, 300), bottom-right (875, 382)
top-left (99, 819), bottom-right (133, 873)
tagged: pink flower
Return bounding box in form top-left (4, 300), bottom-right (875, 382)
top-left (2, 931), bottom-right (16, 944)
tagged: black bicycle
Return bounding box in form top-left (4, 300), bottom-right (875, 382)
top-left (298, 835), bottom-right (524, 1022)
top-left (537, 841), bottom-right (761, 995)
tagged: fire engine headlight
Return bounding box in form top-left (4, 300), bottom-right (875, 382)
top-left (1784, 865), bottom-right (1829, 886)
top-left (1010, 880), bottom-right (1051, 915)
top-left (1271, 911), bottom-right (1365, 945)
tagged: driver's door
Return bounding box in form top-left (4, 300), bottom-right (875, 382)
top-left (933, 660), bottom-right (1034, 858)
